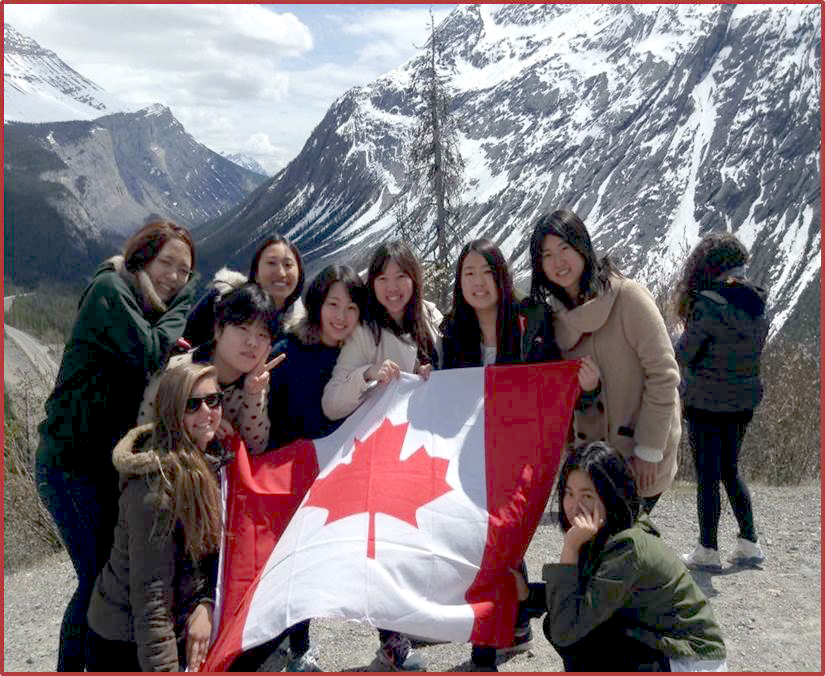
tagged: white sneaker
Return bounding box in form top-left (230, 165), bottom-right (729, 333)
top-left (727, 537), bottom-right (765, 566)
top-left (682, 544), bottom-right (722, 573)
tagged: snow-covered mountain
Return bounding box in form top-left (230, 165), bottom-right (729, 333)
top-left (4, 23), bottom-right (134, 123)
top-left (222, 152), bottom-right (269, 177)
top-left (199, 4), bottom-right (820, 343)
top-left (4, 25), bottom-right (268, 286)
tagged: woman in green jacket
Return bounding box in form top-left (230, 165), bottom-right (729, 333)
top-left (517, 441), bottom-right (726, 672)
top-left (35, 220), bottom-right (199, 671)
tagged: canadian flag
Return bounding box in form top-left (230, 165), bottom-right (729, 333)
top-left (203, 361), bottom-right (580, 671)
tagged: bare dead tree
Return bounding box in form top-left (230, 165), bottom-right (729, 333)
top-left (396, 9), bottom-right (467, 311)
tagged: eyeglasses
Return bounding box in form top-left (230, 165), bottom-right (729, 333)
top-left (185, 392), bottom-right (224, 414)
top-left (155, 256), bottom-right (192, 281)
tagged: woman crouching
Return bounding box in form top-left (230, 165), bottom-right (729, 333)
top-left (518, 442), bottom-right (726, 672)
top-left (86, 363), bottom-right (231, 671)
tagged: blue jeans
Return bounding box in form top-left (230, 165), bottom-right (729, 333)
top-left (36, 459), bottom-right (119, 671)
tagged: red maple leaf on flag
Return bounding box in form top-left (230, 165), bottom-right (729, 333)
top-left (304, 418), bottom-right (452, 559)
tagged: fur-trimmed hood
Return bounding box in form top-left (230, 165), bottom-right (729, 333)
top-left (106, 255), bottom-right (168, 315)
top-left (112, 423), bottom-right (166, 478)
top-left (112, 423), bottom-right (230, 485)
top-left (212, 266), bottom-right (249, 298)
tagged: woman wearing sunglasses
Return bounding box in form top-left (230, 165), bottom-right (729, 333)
top-left (86, 363), bottom-right (233, 672)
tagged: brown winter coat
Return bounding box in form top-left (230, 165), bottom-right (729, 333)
top-left (550, 277), bottom-right (681, 497)
top-left (86, 424), bottom-right (219, 671)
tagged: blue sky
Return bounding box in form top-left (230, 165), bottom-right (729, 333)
top-left (5, 3), bottom-right (456, 172)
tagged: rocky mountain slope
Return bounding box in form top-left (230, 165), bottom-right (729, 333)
top-left (4, 25), bottom-right (268, 286)
top-left (197, 4), bottom-right (820, 343)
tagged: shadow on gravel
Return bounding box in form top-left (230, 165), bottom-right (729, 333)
top-left (540, 510), bottom-right (560, 526)
top-left (688, 562), bottom-right (764, 598)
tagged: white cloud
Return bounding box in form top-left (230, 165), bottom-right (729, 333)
top-left (5, 4), bottom-right (311, 106)
top-left (4, 4), bottom-right (457, 171)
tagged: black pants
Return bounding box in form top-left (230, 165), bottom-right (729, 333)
top-left (548, 614), bottom-right (670, 672)
top-left (229, 619), bottom-right (311, 671)
top-left (85, 628), bottom-right (144, 672)
top-left (471, 561), bottom-right (529, 667)
top-left (686, 407), bottom-right (757, 549)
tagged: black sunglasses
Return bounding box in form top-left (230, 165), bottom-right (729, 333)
top-left (185, 392), bottom-right (224, 414)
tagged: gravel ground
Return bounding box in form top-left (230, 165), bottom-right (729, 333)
top-left (4, 480), bottom-right (820, 672)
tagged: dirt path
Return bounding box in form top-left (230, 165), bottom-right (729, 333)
top-left (3, 481), bottom-right (820, 672)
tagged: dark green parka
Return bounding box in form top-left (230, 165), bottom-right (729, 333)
top-left (36, 255), bottom-right (199, 478)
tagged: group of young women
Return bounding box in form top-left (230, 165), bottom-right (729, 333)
top-left (36, 208), bottom-right (768, 672)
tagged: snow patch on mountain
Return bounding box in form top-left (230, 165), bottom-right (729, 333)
top-left (4, 23), bottom-right (136, 123)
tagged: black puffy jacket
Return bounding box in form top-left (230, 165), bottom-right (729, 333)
top-left (675, 276), bottom-right (769, 412)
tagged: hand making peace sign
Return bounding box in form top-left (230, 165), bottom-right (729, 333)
top-left (243, 351), bottom-right (286, 395)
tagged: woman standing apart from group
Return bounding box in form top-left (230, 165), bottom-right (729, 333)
top-left (528, 209), bottom-right (681, 511)
top-left (674, 233), bottom-right (768, 572)
top-left (35, 220), bottom-right (199, 671)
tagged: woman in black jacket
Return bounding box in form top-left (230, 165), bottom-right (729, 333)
top-left (674, 233), bottom-right (768, 572)
top-left (439, 239), bottom-right (599, 670)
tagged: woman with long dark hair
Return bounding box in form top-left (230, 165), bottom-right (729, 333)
top-left (322, 240), bottom-right (441, 422)
top-left (440, 239), bottom-right (598, 670)
top-left (673, 233), bottom-right (768, 572)
top-left (184, 234), bottom-right (305, 347)
top-left (35, 219), bottom-right (199, 671)
top-left (86, 363), bottom-right (231, 671)
top-left (528, 209), bottom-right (681, 512)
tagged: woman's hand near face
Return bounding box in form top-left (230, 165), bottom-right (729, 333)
top-left (364, 359), bottom-right (401, 384)
top-left (185, 602), bottom-right (213, 670)
top-left (243, 352), bottom-right (286, 395)
top-left (577, 356), bottom-right (600, 392)
top-left (560, 501), bottom-right (604, 564)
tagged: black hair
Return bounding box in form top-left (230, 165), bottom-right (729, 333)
top-left (299, 264), bottom-right (366, 345)
top-left (556, 441), bottom-right (640, 537)
top-left (214, 283), bottom-right (278, 338)
top-left (529, 209), bottom-right (620, 309)
top-left (440, 239), bottom-right (521, 367)
top-left (248, 235), bottom-right (305, 312)
top-left (366, 240), bottom-right (436, 365)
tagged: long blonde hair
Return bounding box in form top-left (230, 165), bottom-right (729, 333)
top-left (152, 363), bottom-right (223, 560)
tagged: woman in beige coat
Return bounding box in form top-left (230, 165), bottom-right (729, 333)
top-left (528, 209), bottom-right (681, 510)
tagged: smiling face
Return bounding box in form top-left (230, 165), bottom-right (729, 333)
top-left (541, 234), bottom-right (585, 300)
top-left (562, 469), bottom-right (606, 527)
top-left (213, 320), bottom-right (271, 382)
top-left (183, 375), bottom-right (222, 451)
top-left (460, 250), bottom-right (499, 314)
top-left (256, 242), bottom-right (300, 309)
top-left (143, 238), bottom-right (192, 303)
top-left (320, 281), bottom-right (360, 347)
top-left (373, 259), bottom-right (414, 323)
